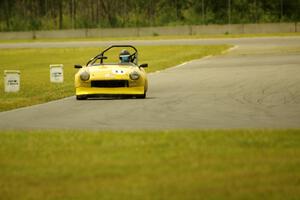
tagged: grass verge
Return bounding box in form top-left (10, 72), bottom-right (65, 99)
top-left (0, 44), bottom-right (231, 111)
top-left (0, 32), bottom-right (299, 43)
top-left (0, 129), bottom-right (299, 200)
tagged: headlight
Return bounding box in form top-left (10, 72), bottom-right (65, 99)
top-left (129, 71), bottom-right (140, 80)
top-left (80, 71), bottom-right (90, 81)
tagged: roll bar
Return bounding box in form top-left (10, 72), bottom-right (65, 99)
top-left (86, 45), bottom-right (138, 66)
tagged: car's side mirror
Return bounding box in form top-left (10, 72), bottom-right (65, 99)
top-left (139, 63), bottom-right (148, 68)
top-left (74, 64), bottom-right (82, 69)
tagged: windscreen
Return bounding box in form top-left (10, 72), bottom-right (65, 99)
top-left (98, 47), bottom-right (136, 65)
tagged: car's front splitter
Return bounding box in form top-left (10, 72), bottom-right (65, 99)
top-left (76, 86), bottom-right (145, 96)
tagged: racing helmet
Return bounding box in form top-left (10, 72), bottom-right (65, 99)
top-left (119, 49), bottom-right (130, 63)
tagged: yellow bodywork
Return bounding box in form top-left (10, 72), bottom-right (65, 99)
top-left (75, 64), bottom-right (148, 98)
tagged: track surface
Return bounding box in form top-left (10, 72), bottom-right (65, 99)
top-left (0, 37), bottom-right (299, 49)
top-left (0, 37), bottom-right (299, 130)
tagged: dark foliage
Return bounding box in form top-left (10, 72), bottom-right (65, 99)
top-left (0, 0), bottom-right (299, 31)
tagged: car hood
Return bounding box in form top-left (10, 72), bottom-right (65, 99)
top-left (80, 65), bottom-right (138, 80)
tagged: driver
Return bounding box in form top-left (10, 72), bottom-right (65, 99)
top-left (119, 49), bottom-right (131, 63)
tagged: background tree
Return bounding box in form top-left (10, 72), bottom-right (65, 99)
top-left (0, 0), bottom-right (299, 31)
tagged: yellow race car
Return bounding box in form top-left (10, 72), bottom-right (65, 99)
top-left (74, 45), bottom-right (148, 100)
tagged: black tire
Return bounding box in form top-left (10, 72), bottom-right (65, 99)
top-left (136, 92), bottom-right (146, 99)
top-left (76, 95), bottom-right (87, 100)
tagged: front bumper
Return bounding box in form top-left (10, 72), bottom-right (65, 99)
top-left (76, 86), bottom-right (145, 96)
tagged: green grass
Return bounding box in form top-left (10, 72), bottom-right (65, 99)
top-left (0, 32), bottom-right (299, 43)
top-left (0, 129), bottom-right (299, 200)
top-left (0, 45), bottom-right (231, 111)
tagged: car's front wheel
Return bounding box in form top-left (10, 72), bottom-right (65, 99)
top-left (76, 95), bottom-right (87, 100)
top-left (136, 92), bottom-right (146, 99)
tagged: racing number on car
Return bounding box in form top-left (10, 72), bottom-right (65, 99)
top-left (113, 69), bottom-right (126, 74)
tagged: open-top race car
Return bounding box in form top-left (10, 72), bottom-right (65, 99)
top-left (74, 45), bottom-right (148, 100)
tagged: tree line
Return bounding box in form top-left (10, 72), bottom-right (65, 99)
top-left (0, 0), bottom-right (299, 32)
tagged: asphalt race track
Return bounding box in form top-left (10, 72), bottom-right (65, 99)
top-left (0, 37), bottom-right (299, 130)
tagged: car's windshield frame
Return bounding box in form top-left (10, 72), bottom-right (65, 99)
top-left (86, 45), bottom-right (138, 67)
top-left (89, 63), bottom-right (137, 67)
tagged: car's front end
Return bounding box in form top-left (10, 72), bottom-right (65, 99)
top-left (75, 64), bottom-right (147, 99)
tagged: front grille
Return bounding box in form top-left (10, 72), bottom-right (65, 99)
top-left (91, 80), bottom-right (129, 88)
